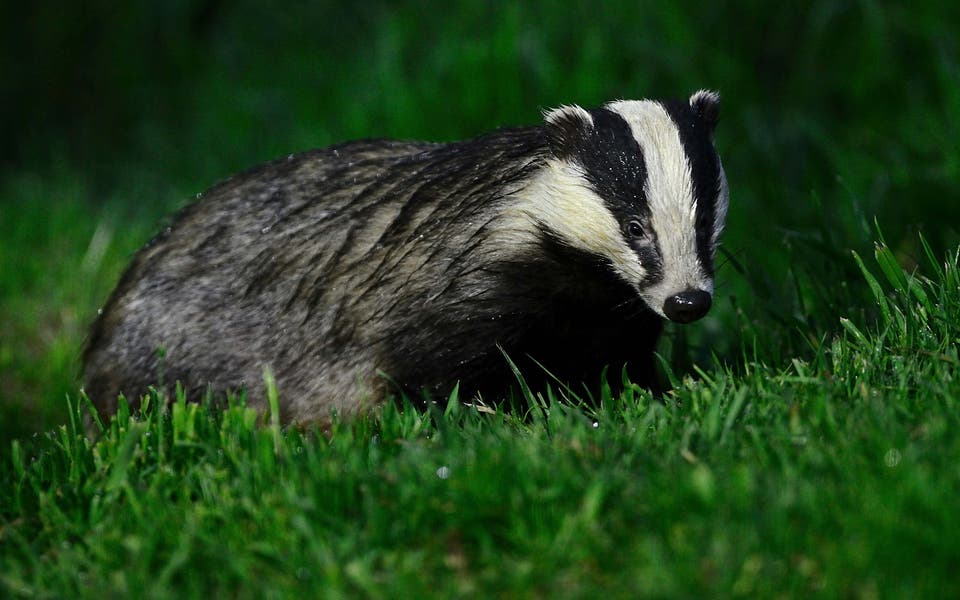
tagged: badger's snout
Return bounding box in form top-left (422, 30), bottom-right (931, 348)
top-left (663, 289), bottom-right (712, 324)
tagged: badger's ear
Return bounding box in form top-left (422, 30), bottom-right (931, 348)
top-left (689, 89), bottom-right (720, 131)
top-left (543, 104), bottom-right (593, 158)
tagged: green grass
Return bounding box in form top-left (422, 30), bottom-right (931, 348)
top-left (3, 1), bottom-right (960, 597)
top-left (0, 173), bottom-right (156, 444)
top-left (2, 242), bottom-right (959, 597)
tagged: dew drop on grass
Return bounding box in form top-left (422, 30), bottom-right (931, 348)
top-left (592, 420), bottom-right (600, 429)
top-left (436, 466), bottom-right (451, 479)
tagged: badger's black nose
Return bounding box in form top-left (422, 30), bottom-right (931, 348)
top-left (663, 290), bottom-right (712, 324)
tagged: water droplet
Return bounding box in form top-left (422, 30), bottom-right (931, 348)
top-left (592, 420), bottom-right (600, 429)
top-left (436, 466), bottom-right (451, 479)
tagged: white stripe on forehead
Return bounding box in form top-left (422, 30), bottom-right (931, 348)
top-left (606, 100), bottom-right (712, 308)
top-left (605, 100), bottom-right (697, 222)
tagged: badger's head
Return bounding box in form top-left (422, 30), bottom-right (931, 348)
top-left (531, 90), bottom-right (728, 324)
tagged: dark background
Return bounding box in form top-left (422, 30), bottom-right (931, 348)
top-left (2, 1), bottom-right (958, 440)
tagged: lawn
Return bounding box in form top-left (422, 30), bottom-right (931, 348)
top-left (2, 2), bottom-right (959, 597)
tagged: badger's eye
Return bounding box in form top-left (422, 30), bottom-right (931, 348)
top-left (627, 220), bottom-right (644, 238)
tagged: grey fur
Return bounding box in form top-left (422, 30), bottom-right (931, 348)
top-left (84, 96), bottom-right (726, 424)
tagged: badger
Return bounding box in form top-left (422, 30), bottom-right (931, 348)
top-left (83, 90), bottom-right (729, 424)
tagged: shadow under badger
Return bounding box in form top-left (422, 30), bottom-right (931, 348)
top-left (84, 91), bottom-right (729, 423)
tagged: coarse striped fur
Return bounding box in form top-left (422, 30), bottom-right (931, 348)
top-left (83, 91), bottom-right (728, 424)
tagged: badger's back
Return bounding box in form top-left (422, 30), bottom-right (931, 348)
top-left (84, 130), bottom-right (559, 420)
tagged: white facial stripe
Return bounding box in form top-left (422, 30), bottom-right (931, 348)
top-left (606, 100), bottom-right (713, 314)
top-left (503, 159), bottom-right (646, 286)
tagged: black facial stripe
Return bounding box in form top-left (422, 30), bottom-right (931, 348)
top-left (575, 108), bottom-right (651, 224)
top-left (634, 242), bottom-right (663, 285)
top-left (659, 100), bottom-right (721, 277)
top-left (565, 108), bottom-right (668, 286)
